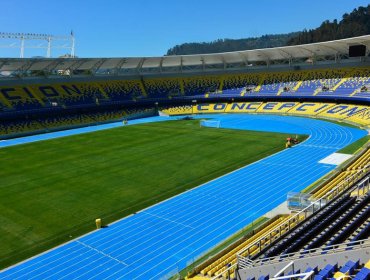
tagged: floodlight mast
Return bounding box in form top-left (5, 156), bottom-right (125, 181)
top-left (0, 32), bottom-right (75, 58)
top-left (71, 31), bottom-right (75, 58)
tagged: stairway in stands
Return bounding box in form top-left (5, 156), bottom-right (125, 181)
top-left (261, 192), bottom-right (370, 259)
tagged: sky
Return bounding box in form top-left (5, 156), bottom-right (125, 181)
top-left (0, 0), bottom-right (369, 58)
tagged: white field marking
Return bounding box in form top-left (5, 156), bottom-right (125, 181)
top-left (319, 153), bottom-right (353, 165)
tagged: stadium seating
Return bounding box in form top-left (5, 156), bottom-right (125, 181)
top-left (222, 73), bottom-right (260, 91)
top-left (161, 105), bottom-right (193, 115)
top-left (197, 214), bottom-right (308, 278)
top-left (1, 66), bottom-right (369, 115)
top-left (0, 119), bottom-right (45, 135)
top-left (0, 108), bottom-right (129, 136)
top-left (186, 145), bottom-right (369, 280)
top-left (183, 76), bottom-right (221, 96)
top-left (97, 80), bottom-right (144, 101)
top-left (144, 78), bottom-right (182, 98)
top-left (1, 100), bottom-right (368, 137)
top-left (236, 260), bottom-right (370, 280)
top-left (313, 149), bottom-right (370, 199)
top-left (261, 194), bottom-right (354, 257)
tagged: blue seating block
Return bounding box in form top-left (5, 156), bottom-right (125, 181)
top-left (317, 264), bottom-right (338, 278)
top-left (340, 260), bottom-right (360, 274)
top-left (353, 267), bottom-right (370, 280)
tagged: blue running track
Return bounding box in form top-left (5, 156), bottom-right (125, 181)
top-left (0, 114), bottom-right (367, 280)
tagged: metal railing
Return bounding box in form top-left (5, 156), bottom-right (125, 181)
top-left (213, 239), bottom-right (370, 279)
top-left (235, 165), bottom-right (370, 260)
top-left (240, 238), bottom-right (370, 269)
top-left (236, 170), bottom-right (370, 271)
top-left (269, 261), bottom-right (315, 280)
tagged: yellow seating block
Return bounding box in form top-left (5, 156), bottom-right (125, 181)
top-left (186, 276), bottom-right (210, 280)
top-left (200, 217), bottom-right (287, 275)
top-left (203, 216), bottom-right (296, 277)
top-left (333, 271), bottom-right (350, 279)
top-left (162, 106), bottom-right (192, 115)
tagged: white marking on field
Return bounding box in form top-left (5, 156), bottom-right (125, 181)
top-left (319, 153), bottom-right (353, 165)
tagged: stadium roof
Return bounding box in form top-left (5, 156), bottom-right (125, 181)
top-left (0, 35), bottom-right (369, 76)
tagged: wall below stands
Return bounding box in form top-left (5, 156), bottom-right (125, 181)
top-left (161, 102), bottom-right (370, 127)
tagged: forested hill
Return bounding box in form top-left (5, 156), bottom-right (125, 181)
top-left (166, 33), bottom-right (299, 56)
top-left (166, 4), bottom-right (370, 56)
top-left (287, 5), bottom-right (370, 45)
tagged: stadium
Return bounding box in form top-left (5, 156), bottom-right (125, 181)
top-left (1, 4), bottom-right (370, 280)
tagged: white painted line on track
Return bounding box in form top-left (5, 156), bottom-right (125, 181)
top-left (76, 241), bottom-right (129, 267)
top-left (141, 212), bottom-right (195, 229)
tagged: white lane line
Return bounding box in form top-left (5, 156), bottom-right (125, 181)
top-left (300, 144), bottom-right (340, 149)
top-left (76, 241), bottom-right (128, 267)
top-left (141, 212), bottom-right (195, 229)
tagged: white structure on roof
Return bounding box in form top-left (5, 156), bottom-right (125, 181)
top-left (0, 35), bottom-right (369, 78)
top-left (0, 32), bottom-right (75, 59)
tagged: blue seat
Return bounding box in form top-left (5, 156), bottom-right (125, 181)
top-left (340, 260), bottom-right (360, 274)
top-left (353, 267), bottom-right (370, 280)
top-left (317, 264), bottom-right (338, 278)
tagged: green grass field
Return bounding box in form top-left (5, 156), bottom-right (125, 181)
top-left (0, 120), bottom-right (294, 269)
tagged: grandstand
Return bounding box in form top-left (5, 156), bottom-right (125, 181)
top-left (0, 35), bottom-right (370, 280)
top-left (187, 148), bottom-right (370, 280)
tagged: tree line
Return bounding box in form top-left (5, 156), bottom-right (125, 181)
top-left (166, 5), bottom-right (370, 56)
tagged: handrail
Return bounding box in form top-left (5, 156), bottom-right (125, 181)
top-left (238, 238), bottom-right (370, 269)
top-left (211, 263), bottom-right (237, 280)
